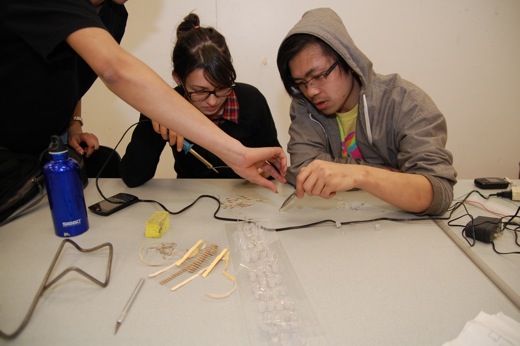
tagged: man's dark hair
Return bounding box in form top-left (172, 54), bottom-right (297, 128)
top-left (277, 34), bottom-right (350, 97)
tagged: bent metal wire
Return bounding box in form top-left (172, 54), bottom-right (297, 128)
top-left (0, 239), bottom-right (113, 340)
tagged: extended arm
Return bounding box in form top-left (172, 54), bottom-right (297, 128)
top-left (66, 27), bottom-right (286, 191)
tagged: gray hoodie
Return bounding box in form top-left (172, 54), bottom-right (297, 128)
top-left (279, 8), bottom-right (457, 215)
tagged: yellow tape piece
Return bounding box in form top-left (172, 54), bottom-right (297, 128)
top-left (205, 251), bottom-right (237, 299)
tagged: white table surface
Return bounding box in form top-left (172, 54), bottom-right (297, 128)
top-left (1, 178), bottom-right (519, 345)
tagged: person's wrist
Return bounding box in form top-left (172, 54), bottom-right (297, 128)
top-left (348, 164), bottom-right (368, 190)
top-left (71, 116), bottom-right (84, 126)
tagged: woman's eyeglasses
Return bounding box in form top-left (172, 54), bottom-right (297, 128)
top-left (184, 85), bottom-right (234, 102)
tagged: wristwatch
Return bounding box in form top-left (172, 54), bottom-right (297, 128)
top-left (72, 116), bottom-right (84, 126)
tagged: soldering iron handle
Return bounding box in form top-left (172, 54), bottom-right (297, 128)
top-left (182, 140), bottom-right (193, 154)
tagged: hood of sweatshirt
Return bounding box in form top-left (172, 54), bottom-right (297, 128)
top-left (280, 7), bottom-right (373, 91)
top-left (279, 8), bottom-right (376, 145)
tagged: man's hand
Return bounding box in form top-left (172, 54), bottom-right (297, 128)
top-left (295, 159), bottom-right (433, 213)
top-left (295, 160), bottom-right (350, 199)
top-left (67, 123), bottom-right (99, 157)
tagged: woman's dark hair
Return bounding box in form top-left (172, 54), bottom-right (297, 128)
top-left (172, 13), bottom-right (236, 87)
top-left (277, 34), bottom-right (350, 96)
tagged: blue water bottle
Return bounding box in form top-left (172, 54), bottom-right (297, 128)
top-left (43, 135), bottom-right (89, 237)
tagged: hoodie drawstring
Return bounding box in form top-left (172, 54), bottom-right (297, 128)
top-left (363, 94), bottom-right (373, 145)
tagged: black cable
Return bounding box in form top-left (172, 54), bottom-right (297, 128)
top-left (447, 197), bottom-right (520, 254)
top-left (447, 199), bottom-right (481, 246)
top-left (490, 241), bottom-right (520, 255)
top-left (93, 121), bottom-right (519, 248)
top-left (500, 205), bottom-right (520, 250)
top-left (137, 194), bottom-right (241, 222)
top-left (94, 120), bottom-right (145, 201)
top-left (490, 191), bottom-right (513, 199)
top-left (276, 190), bottom-right (487, 232)
top-left (91, 121), bottom-right (245, 222)
top-left (502, 205), bottom-right (520, 230)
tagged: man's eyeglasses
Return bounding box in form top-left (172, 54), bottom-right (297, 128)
top-left (184, 85), bottom-right (234, 102)
top-left (293, 61), bottom-right (339, 91)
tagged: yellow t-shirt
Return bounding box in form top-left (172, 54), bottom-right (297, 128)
top-left (336, 104), bottom-right (362, 159)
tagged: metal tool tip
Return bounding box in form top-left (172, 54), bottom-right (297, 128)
top-left (279, 192), bottom-right (297, 212)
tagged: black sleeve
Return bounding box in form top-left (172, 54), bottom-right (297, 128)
top-left (3, 0), bottom-right (105, 60)
top-left (251, 91), bottom-right (281, 148)
top-left (234, 83), bottom-right (281, 149)
top-left (119, 115), bottom-right (166, 187)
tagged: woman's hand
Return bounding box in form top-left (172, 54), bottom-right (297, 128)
top-left (152, 120), bottom-right (184, 151)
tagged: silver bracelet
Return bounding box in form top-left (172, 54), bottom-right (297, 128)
top-left (72, 116), bottom-right (84, 126)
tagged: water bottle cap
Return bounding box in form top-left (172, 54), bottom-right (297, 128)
top-left (48, 135), bottom-right (68, 154)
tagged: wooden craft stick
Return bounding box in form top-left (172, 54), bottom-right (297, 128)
top-left (174, 239), bottom-right (204, 266)
top-left (202, 248), bottom-right (228, 278)
top-left (148, 261), bottom-right (177, 278)
top-left (171, 268), bottom-right (207, 291)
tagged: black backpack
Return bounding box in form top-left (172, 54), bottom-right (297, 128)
top-left (0, 149), bottom-right (45, 225)
top-left (0, 147), bottom-right (87, 226)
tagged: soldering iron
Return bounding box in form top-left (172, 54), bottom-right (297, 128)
top-left (182, 139), bottom-right (219, 174)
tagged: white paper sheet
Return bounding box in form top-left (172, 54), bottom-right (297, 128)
top-left (443, 311), bottom-right (520, 346)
